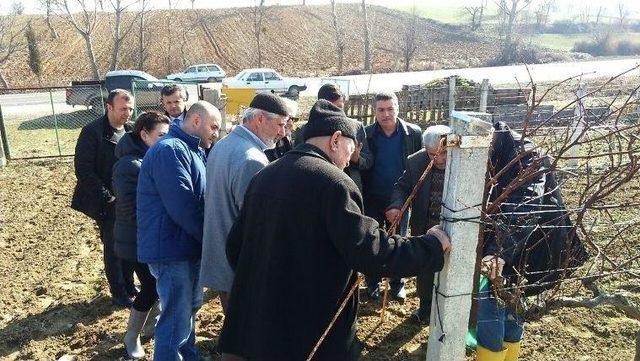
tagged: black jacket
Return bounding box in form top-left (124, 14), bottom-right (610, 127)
top-left (112, 133), bottom-right (148, 262)
top-left (218, 143), bottom-right (445, 361)
top-left (388, 149), bottom-right (434, 235)
top-left (484, 122), bottom-right (588, 295)
top-left (362, 118), bottom-right (423, 197)
top-left (71, 115), bottom-right (132, 221)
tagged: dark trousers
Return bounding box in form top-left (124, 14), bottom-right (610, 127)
top-left (363, 194), bottom-right (408, 292)
top-left (416, 271), bottom-right (435, 314)
top-left (132, 262), bottom-right (159, 312)
top-left (97, 210), bottom-right (135, 298)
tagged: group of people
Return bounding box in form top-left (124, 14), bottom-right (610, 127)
top-left (71, 82), bottom-right (566, 361)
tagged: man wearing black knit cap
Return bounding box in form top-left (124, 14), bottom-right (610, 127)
top-left (218, 99), bottom-right (451, 361)
top-left (201, 92), bottom-right (289, 313)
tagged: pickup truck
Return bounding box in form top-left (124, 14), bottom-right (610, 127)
top-left (221, 68), bottom-right (307, 98)
top-left (66, 70), bottom-right (186, 113)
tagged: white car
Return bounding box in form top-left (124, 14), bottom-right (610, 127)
top-left (166, 63), bottom-right (226, 83)
top-left (222, 68), bottom-right (307, 97)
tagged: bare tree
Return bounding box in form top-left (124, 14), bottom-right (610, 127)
top-left (164, 0), bottom-right (180, 74)
top-left (252, 0), bottom-right (267, 67)
top-left (137, 0), bottom-right (152, 70)
top-left (11, 1), bottom-right (25, 15)
top-left (0, 6), bottom-right (25, 87)
top-left (361, 0), bottom-right (371, 71)
top-left (53, 0), bottom-right (101, 80)
top-left (464, 0), bottom-right (487, 31)
top-left (107, 0), bottom-right (148, 71)
top-left (329, 0), bottom-right (344, 73)
top-left (533, 0), bottom-right (554, 31)
top-left (578, 5), bottom-right (591, 25)
top-left (594, 6), bottom-right (606, 27)
top-left (401, 5), bottom-right (418, 72)
top-left (40, 0), bottom-right (59, 39)
top-left (617, 2), bottom-right (630, 31)
top-left (496, 0), bottom-right (533, 64)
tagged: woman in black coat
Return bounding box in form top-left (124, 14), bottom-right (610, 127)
top-left (113, 112), bottom-right (170, 359)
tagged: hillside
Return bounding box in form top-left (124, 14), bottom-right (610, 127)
top-left (0, 4), bottom-right (562, 87)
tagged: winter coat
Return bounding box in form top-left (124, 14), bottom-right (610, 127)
top-left (136, 124), bottom-right (207, 264)
top-left (112, 133), bottom-right (148, 262)
top-left (200, 125), bottom-right (270, 292)
top-left (361, 118), bottom-right (423, 197)
top-left (71, 115), bottom-right (132, 221)
top-left (483, 122), bottom-right (588, 295)
top-left (388, 148), bottom-right (434, 235)
top-left (218, 143), bottom-right (445, 361)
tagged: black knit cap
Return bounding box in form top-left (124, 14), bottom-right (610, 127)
top-left (249, 93), bottom-right (289, 117)
top-left (317, 83), bottom-right (343, 102)
top-left (303, 100), bottom-right (358, 142)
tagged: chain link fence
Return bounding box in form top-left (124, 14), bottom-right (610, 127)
top-left (0, 81), bottom-right (202, 160)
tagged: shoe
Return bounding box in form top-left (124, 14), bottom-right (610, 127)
top-left (124, 309), bottom-right (149, 359)
top-left (392, 285), bottom-right (406, 303)
top-left (112, 294), bottom-right (134, 308)
top-left (366, 286), bottom-right (380, 300)
top-left (503, 341), bottom-right (521, 361)
top-left (412, 308), bottom-right (430, 324)
top-left (476, 345), bottom-right (507, 361)
top-left (126, 284), bottom-right (140, 298)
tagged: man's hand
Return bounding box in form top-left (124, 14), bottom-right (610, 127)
top-left (385, 208), bottom-right (401, 224)
top-left (481, 255), bottom-right (505, 281)
top-left (426, 225), bottom-right (451, 254)
top-left (350, 141), bottom-right (363, 163)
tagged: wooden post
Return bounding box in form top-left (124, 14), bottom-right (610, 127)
top-left (0, 104), bottom-right (9, 166)
top-left (479, 79), bottom-right (489, 113)
top-left (426, 110), bottom-right (494, 361)
top-left (202, 88), bottom-right (227, 137)
top-left (448, 76), bottom-right (456, 117)
top-left (568, 83), bottom-right (586, 168)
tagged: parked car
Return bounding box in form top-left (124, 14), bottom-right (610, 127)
top-left (222, 68), bottom-right (307, 98)
top-left (166, 64), bottom-right (226, 83)
top-left (66, 70), bottom-right (187, 114)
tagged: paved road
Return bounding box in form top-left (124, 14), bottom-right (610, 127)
top-left (1, 58), bottom-right (638, 111)
top-left (300, 57), bottom-right (640, 97)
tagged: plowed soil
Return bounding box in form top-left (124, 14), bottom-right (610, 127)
top-left (0, 159), bottom-right (638, 360)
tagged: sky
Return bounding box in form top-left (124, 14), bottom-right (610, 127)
top-left (5, 0), bottom-right (640, 17)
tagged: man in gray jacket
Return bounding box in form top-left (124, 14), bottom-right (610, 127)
top-left (200, 93), bottom-right (290, 312)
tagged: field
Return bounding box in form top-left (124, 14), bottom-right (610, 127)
top-left (1, 121), bottom-right (639, 360)
top-left (528, 32), bottom-right (640, 52)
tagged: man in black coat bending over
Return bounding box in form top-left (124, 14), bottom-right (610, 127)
top-left (71, 89), bottom-right (136, 307)
top-left (218, 100), bottom-right (451, 361)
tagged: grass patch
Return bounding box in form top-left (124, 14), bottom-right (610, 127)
top-left (527, 32), bottom-right (640, 52)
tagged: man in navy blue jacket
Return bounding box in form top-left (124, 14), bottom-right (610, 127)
top-left (137, 101), bottom-right (221, 361)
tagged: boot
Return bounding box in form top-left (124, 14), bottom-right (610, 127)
top-left (503, 341), bottom-right (521, 361)
top-left (142, 302), bottom-right (159, 338)
top-left (476, 345), bottom-right (506, 361)
top-left (124, 308), bottom-right (149, 359)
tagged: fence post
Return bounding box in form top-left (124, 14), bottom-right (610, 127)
top-left (568, 83), bottom-right (587, 168)
top-left (426, 111), bottom-right (494, 361)
top-left (479, 79), bottom-right (489, 112)
top-left (49, 89), bottom-right (63, 156)
top-left (448, 76), bottom-right (456, 117)
top-left (0, 104), bottom-right (10, 163)
top-left (202, 88), bottom-right (227, 137)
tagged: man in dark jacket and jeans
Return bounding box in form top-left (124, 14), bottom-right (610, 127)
top-left (218, 100), bottom-right (450, 361)
top-left (71, 89), bottom-right (135, 307)
top-left (361, 92), bottom-right (423, 301)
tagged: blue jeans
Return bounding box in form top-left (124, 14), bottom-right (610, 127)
top-left (476, 278), bottom-right (524, 352)
top-left (149, 260), bottom-right (203, 361)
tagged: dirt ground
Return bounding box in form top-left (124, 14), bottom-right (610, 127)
top-left (0, 159), bottom-right (638, 360)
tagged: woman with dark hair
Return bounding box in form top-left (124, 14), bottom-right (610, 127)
top-left (113, 111), bottom-right (170, 359)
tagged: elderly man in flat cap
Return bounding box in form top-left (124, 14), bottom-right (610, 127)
top-left (200, 93), bottom-right (290, 312)
top-left (217, 100), bottom-right (451, 361)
